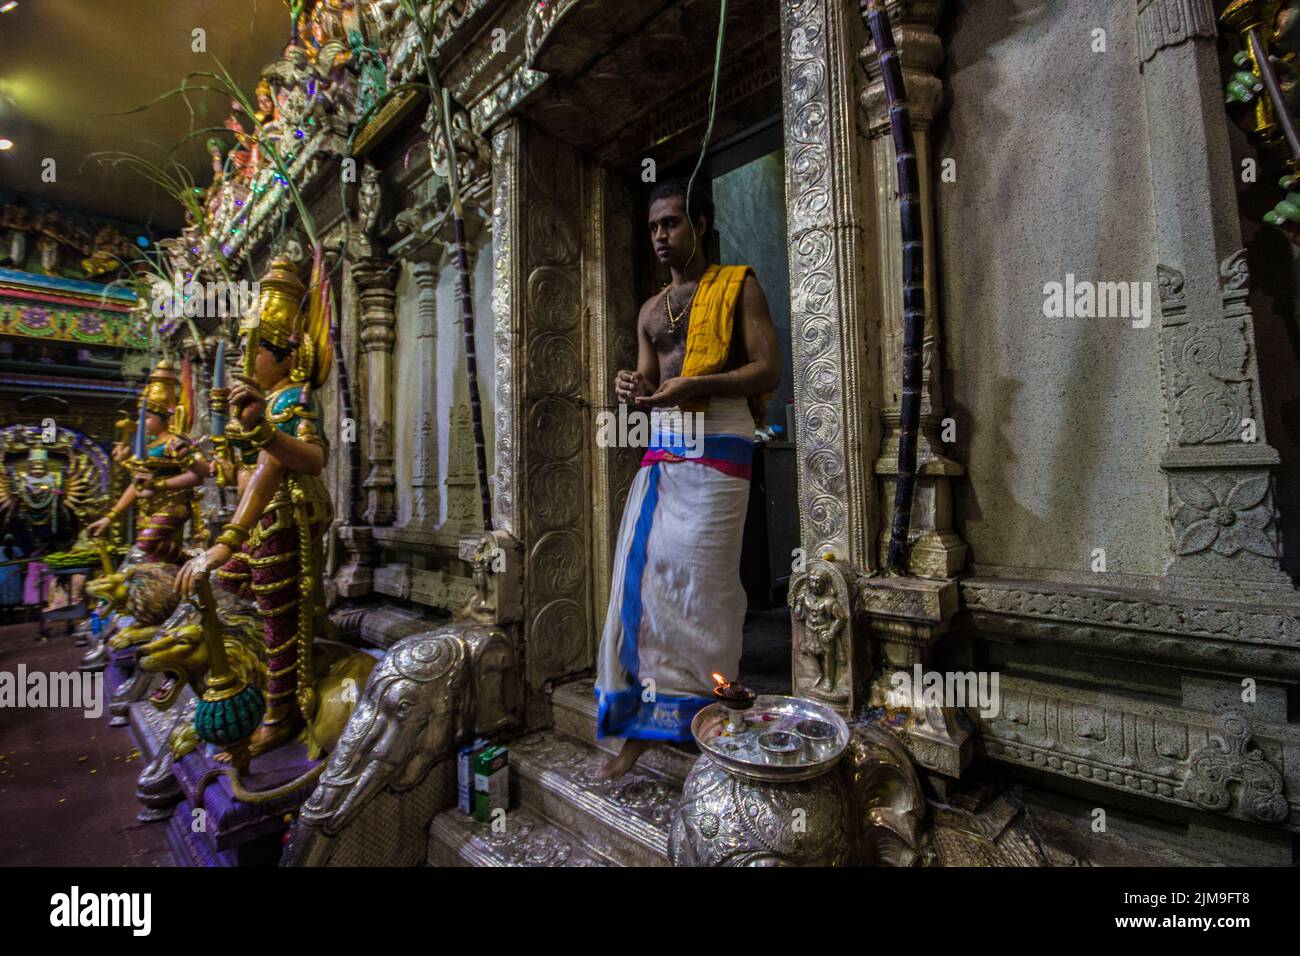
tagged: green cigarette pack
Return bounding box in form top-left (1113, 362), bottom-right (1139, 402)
top-left (473, 745), bottom-right (510, 823)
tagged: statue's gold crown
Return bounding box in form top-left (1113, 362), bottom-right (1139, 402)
top-left (242, 255), bottom-right (307, 350)
top-left (142, 359), bottom-right (181, 417)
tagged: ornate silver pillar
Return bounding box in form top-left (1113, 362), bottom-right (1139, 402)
top-left (491, 119), bottom-right (595, 721)
top-left (780, 0), bottom-right (880, 568)
top-left (1137, 0), bottom-right (1289, 588)
top-left (586, 166), bottom-right (641, 626)
top-left (354, 256), bottom-right (398, 528)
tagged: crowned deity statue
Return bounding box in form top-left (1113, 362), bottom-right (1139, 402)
top-left (86, 359), bottom-right (208, 566)
top-left (0, 427), bottom-right (110, 553)
top-left (12, 446), bottom-right (62, 528)
top-left (176, 255), bottom-right (333, 758)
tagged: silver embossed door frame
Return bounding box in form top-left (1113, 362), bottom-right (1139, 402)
top-left (492, 120), bottom-right (598, 719)
top-left (780, 0), bottom-right (881, 568)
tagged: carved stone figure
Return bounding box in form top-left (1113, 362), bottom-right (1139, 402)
top-left (80, 224), bottom-right (133, 277)
top-left (357, 162), bottom-right (381, 233)
top-left (80, 556), bottom-right (184, 672)
top-left (136, 593), bottom-right (374, 761)
top-left (87, 360), bottom-right (207, 566)
top-left (427, 102), bottom-right (492, 190)
top-left (789, 558), bottom-right (855, 704)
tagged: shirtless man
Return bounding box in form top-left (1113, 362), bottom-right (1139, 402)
top-left (597, 176), bottom-right (781, 779)
top-left (614, 180), bottom-right (782, 419)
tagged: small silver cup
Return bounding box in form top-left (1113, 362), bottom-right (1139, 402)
top-left (794, 718), bottom-right (837, 760)
top-left (758, 730), bottom-right (802, 766)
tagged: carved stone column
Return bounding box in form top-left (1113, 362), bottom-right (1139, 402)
top-left (858, 576), bottom-right (969, 784)
top-left (1136, 0), bottom-right (1289, 589)
top-left (860, 0), bottom-right (967, 579)
top-left (335, 525), bottom-right (376, 598)
top-left (406, 259), bottom-right (442, 531)
top-left (353, 256), bottom-right (398, 527)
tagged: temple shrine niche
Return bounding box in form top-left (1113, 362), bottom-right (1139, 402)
top-left (0, 0), bottom-right (1298, 891)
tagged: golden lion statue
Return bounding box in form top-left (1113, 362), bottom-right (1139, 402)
top-left (85, 561), bottom-right (184, 651)
top-left (137, 600), bottom-right (377, 763)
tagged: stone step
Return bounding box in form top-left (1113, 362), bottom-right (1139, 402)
top-left (427, 804), bottom-right (614, 867)
top-left (550, 678), bottom-right (699, 787)
top-left (508, 729), bottom-right (679, 867)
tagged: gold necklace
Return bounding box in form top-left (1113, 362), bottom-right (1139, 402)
top-left (664, 282), bottom-right (695, 334)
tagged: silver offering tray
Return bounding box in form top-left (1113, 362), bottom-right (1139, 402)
top-left (691, 694), bottom-right (850, 783)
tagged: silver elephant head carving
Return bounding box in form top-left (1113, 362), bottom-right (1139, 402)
top-left (283, 630), bottom-right (469, 865)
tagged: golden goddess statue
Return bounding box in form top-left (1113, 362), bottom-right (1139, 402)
top-left (177, 255), bottom-right (334, 757)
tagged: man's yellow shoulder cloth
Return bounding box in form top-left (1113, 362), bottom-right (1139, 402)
top-left (679, 264), bottom-right (770, 422)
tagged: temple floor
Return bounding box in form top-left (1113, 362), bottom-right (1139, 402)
top-left (0, 621), bottom-right (172, 866)
top-left (0, 615), bottom-right (1214, 868)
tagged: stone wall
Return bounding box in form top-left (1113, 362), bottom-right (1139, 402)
top-left (936, 1), bottom-right (1167, 579)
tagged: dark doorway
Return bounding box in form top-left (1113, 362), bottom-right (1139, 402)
top-left (703, 117), bottom-right (797, 694)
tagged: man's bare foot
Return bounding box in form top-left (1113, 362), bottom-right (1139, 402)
top-left (596, 738), bottom-right (657, 781)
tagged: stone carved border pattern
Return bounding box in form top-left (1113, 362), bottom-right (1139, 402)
top-left (1162, 252), bottom-right (1258, 446)
top-left (981, 688), bottom-right (1293, 826)
top-left (1136, 0), bottom-right (1217, 65)
top-left (960, 580), bottom-right (1300, 646)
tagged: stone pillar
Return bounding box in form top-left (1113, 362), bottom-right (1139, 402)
top-left (859, 577), bottom-right (968, 787)
top-left (354, 257), bottom-right (398, 527)
top-left (860, 0), bottom-right (967, 579)
top-left (335, 525), bottom-right (376, 598)
top-left (1136, 0), bottom-right (1289, 589)
top-left (406, 259), bottom-right (442, 531)
top-left (441, 235), bottom-right (488, 535)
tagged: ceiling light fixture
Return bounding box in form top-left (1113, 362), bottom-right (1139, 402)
top-left (0, 3), bottom-right (18, 14)
top-left (0, 140), bottom-right (13, 151)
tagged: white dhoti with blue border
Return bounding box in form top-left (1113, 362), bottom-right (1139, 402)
top-left (595, 398), bottom-right (755, 742)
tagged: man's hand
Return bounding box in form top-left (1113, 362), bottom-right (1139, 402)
top-left (229, 374), bottom-right (268, 431)
top-left (614, 369), bottom-right (652, 404)
top-left (85, 516), bottom-right (111, 539)
top-left (111, 442), bottom-right (131, 465)
top-left (635, 376), bottom-right (699, 408)
top-left (175, 543), bottom-right (234, 596)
